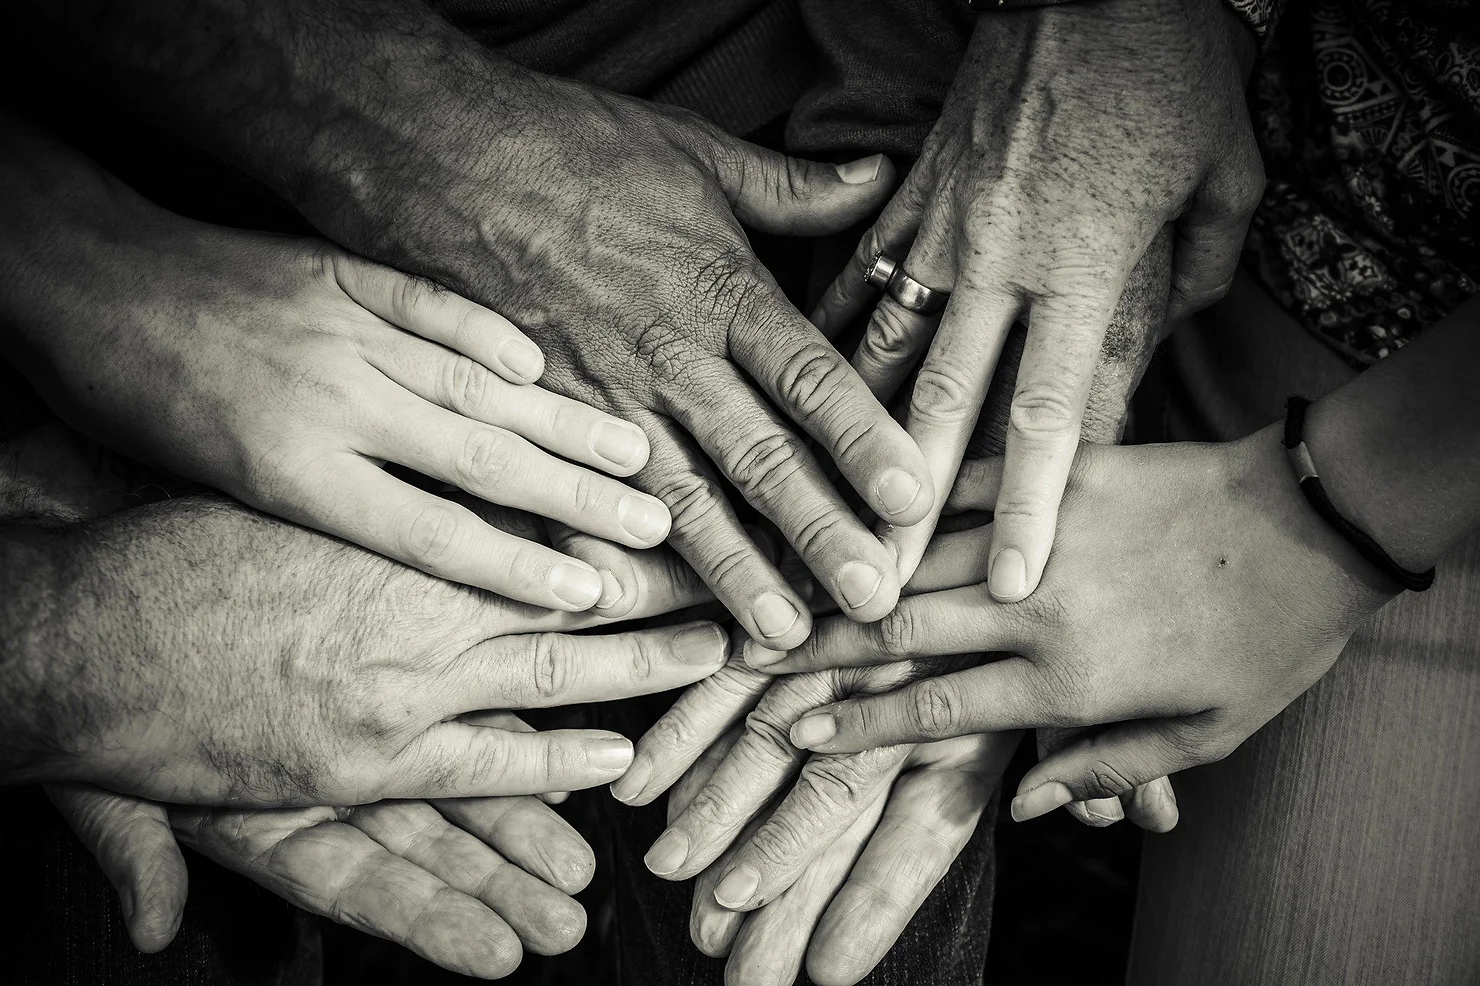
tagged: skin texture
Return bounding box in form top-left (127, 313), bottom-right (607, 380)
top-left (613, 234), bottom-right (1180, 985)
top-left (811, 0), bottom-right (1262, 600)
top-left (51, 771), bottom-right (599, 978)
top-left (0, 470), bottom-right (723, 803)
top-left (0, 122), bottom-right (677, 612)
top-left (17, 0), bottom-right (939, 649)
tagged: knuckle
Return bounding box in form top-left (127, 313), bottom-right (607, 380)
top-left (878, 607), bottom-right (919, 659)
top-left (684, 784), bottom-right (739, 828)
top-left (529, 634), bottom-right (571, 700)
top-left (775, 343), bottom-right (852, 423)
top-left (398, 501), bottom-right (463, 572)
top-left (1086, 759), bottom-right (1137, 798)
top-left (909, 365), bottom-right (977, 423)
top-left (862, 303), bottom-right (921, 360)
top-left (725, 431), bottom-right (806, 500)
top-left (655, 473), bottom-right (728, 531)
top-left (908, 678), bottom-right (960, 739)
top-left (794, 759), bottom-right (868, 811)
top-left (1008, 386), bottom-right (1079, 440)
top-left (446, 355), bottom-right (491, 413)
top-left (458, 428), bottom-right (517, 492)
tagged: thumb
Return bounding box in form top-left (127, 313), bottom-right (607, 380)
top-left (698, 130), bottom-right (895, 236)
top-left (1009, 718), bottom-right (1225, 826)
top-left (47, 784), bottom-right (189, 953)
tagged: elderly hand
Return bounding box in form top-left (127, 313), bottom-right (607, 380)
top-left (276, 47), bottom-right (934, 649)
top-left (5, 494), bottom-right (722, 804)
top-left (811, 0), bottom-right (1261, 598)
top-left (754, 427), bottom-right (1396, 816)
top-left (50, 757), bottom-right (596, 979)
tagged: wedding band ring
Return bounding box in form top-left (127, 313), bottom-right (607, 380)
top-left (864, 251), bottom-right (950, 316)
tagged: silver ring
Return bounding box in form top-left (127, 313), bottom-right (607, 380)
top-left (864, 251), bottom-right (950, 316)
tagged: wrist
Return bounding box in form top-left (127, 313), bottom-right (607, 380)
top-left (1224, 423), bottom-right (1398, 625)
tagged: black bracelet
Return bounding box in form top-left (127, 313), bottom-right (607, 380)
top-left (1282, 396), bottom-right (1435, 592)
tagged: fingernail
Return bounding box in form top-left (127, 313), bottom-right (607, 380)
top-left (752, 592), bottom-right (800, 639)
top-left (876, 468), bottom-right (923, 517)
top-left (594, 570), bottom-right (623, 611)
top-left (790, 713), bottom-right (837, 749)
top-left (590, 421), bottom-right (646, 469)
top-left (552, 562), bottom-right (602, 608)
top-left (609, 754), bottom-right (652, 804)
top-left (836, 561), bottom-right (883, 610)
top-left (743, 638), bottom-right (787, 669)
top-left (618, 494), bottom-right (671, 544)
top-left (1081, 797), bottom-right (1125, 824)
top-left (673, 624), bottom-right (726, 665)
top-left (713, 864), bottom-right (761, 909)
top-left (644, 829), bottom-right (690, 876)
top-left (1010, 781), bottom-right (1074, 822)
top-left (988, 548), bottom-right (1027, 601)
top-left (834, 153), bottom-right (884, 185)
top-left (697, 909), bottom-right (737, 955)
top-left (587, 736), bottom-right (634, 772)
top-left (496, 336), bottom-right (544, 383)
top-left (118, 884), bottom-right (137, 926)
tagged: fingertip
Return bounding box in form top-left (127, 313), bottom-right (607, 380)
top-left (986, 547), bottom-right (1030, 603)
top-left (493, 333), bottom-right (545, 385)
top-left (1009, 781), bottom-right (1074, 822)
top-left (873, 467), bottom-right (933, 526)
top-left (550, 559), bottom-right (604, 611)
top-left (747, 591), bottom-right (810, 650)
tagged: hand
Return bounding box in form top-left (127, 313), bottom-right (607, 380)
top-left (1, 160), bottom-right (665, 610)
top-left (812, 0), bottom-right (1262, 599)
top-left (293, 59), bottom-right (935, 648)
top-left (755, 429), bottom-right (1396, 817)
top-left (15, 495), bottom-right (722, 804)
top-left (669, 732), bottom-right (1008, 986)
top-left (51, 751), bottom-right (598, 979)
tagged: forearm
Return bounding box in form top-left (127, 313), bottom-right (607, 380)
top-left (1307, 294), bottom-right (1480, 572)
top-left (12, 0), bottom-right (523, 252)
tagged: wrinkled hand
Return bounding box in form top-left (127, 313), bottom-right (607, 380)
top-left (26, 496), bottom-right (722, 805)
top-left (812, 0), bottom-right (1261, 598)
top-left (2, 163), bottom-right (666, 609)
top-left (758, 429), bottom-right (1396, 817)
top-left (51, 752), bottom-right (596, 980)
top-left (297, 63), bottom-right (935, 648)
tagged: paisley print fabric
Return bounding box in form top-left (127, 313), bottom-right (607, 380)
top-left (1233, 0), bottom-right (1480, 366)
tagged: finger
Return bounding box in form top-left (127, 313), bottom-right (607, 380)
top-left (723, 790), bottom-right (886, 986)
top-left (850, 193), bottom-right (957, 405)
top-left (363, 330), bottom-right (650, 475)
top-left (1126, 775), bottom-right (1180, 834)
top-left (728, 307), bottom-right (934, 532)
top-left (1035, 727), bottom-right (1126, 828)
top-left (48, 785), bottom-right (187, 954)
top-left (451, 620), bottom-right (728, 713)
top-left (346, 800), bottom-right (586, 956)
top-left (662, 360), bottom-right (904, 626)
top-left (943, 457), bottom-right (1005, 514)
top-left (613, 636), bottom-right (772, 807)
top-left (645, 672), bottom-right (849, 881)
top-left (392, 724), bottom-right (636, 800)
top-left (809, 172), bottom-right (927, 338)
top-left (709, 746), bottom-right (909, 912)
top-left (638, 413), bottom-right (819, 649)
top-left (805, 761), bottom-right (991, 986)
top-left (368, 396), bottom-right (671, 550)
top-left (1011, 717), bottom-right (1225, 822)
top-left (743, 583), bottom-right (1020, 676)
top-left (449, 713), bottom-right (572, 806)
top-left (986, 288), bottom-right (1115, 603)
top-left (697, 125), bottom-right (895, 236)
top-left (787, 659), bottom-right (1070, 753)
top-left (544, 520), bottom-right (709, 622)
top-left (285, 455), bottom-right (605, 611)
top-left (187, 814), bottom-right (524, 979)
top-left (687, 804), bottom-right (765, 959)
top-left (433, 796), bottom-right (595, 896)
top-left (1167, 152), bottom-right (1264, 320)
top-left (330, 251), bottom-right (545, 384)
top-left (884, 286), bottom-right (1022, 583)
top-left (905, 525), bottom-right (992, 594)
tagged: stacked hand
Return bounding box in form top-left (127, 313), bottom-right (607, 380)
top-left (810, 0), bottom-right (1262, 592)
top-left (287, 59), bottom-right (937, 648)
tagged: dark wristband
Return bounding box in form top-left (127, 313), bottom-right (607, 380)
top-left (1282, 396), bottom-right (1435, 592)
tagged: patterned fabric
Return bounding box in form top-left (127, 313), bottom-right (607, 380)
top-left (1236, 0), bottom-right (1480, 366)
top-left (1223, 0), bottom-right (1284, 42)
